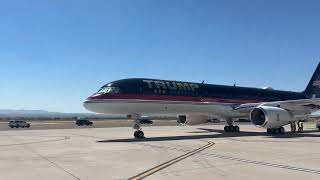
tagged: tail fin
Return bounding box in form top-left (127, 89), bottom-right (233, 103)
top-left (304, 62), bottom-right (320, 98)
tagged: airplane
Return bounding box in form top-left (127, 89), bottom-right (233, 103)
top-left (84, 63), bottom-right (320, 138)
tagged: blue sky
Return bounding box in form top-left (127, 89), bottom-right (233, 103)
top-left (1, 0), bottom-right (320, 112)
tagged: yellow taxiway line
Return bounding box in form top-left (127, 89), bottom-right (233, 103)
top-left (128, 140), bottom-right (215, 180)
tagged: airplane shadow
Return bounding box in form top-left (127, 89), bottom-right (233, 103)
top-left (194, 128), bottom-right (320, 139)
top-left (97, 128), bottom-right (320, 143)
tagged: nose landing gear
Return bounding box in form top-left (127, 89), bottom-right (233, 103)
top-left (133, 118), bottom-right (145, 139)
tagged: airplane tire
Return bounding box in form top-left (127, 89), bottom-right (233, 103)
top-left (134, 131), bottom-right (138, 138)
top-left (224, 126), bottom-right (230, 132)
top-left (134, 131), bottom-right (144, 138)
top-left (138, 131), bottom-right (144, 138)
top-left (267, 129), bottom-right (272, 134)
top-left (235, 126), bottom-right (240, 132)
top-left (270, 129), bottom-right (275, 134)
top-left (279, 127), bottom-right (285, 134)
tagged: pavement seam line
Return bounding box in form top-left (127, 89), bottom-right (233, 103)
top-left (24, 139), bottom-right (81, 180)
top-left (33, 151), bottom-right (81, 180)
top-left (0, 136), bottom-right (69, 147)
top-left (4, 135), bottom-right (80, 180)
top-left (128, 141), bottom-right (215, 180)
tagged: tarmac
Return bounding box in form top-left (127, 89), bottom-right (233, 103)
top-left (0, 121), bottom-right (320, 180)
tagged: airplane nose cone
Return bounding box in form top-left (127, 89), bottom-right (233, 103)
top-left (83, 98), bottom-right (96, 112)
top-left (83, 93), bottom-right (106, 113)
top-left (83, 100), bottom-right (91, 111)
top-left (83, 94), bottom-right (97, 112)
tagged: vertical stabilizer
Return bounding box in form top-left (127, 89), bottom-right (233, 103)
top-left (304, 62), bottom-right (320, 98)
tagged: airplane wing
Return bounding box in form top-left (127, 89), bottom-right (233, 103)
top-left (232, 98), bottom-right (320, 115)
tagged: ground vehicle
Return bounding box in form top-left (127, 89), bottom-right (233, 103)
top-left (76, 119), bottom-right (93, 126)
top-left (317, 121), bottom-right (320, 131)
top-left (140, 118), bottom-right (153, 124)
top-left (8, 120), bottom-right (31, 128)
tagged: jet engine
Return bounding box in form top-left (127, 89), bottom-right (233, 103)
top-left (177, 115), bottom-right (208, 125)
top-left (250, 106), bottom-right (293, 128)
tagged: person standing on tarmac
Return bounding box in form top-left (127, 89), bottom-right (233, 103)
top-left (298, 120), bottom-right (304, 133)
top-left (290, 121), bottom-right (296, 133)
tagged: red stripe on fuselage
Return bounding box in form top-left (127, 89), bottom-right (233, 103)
top-left (88, 93), bottom-right (265, 104)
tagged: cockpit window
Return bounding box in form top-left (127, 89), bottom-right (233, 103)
top-left (97, 87), bottom-right (120, 94)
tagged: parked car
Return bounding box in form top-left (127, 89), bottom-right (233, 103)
top-left (316, 121), bottom-right (320, 131)
top-left (76, 119), bottom-right (93, 126)
top-left (140, 118), bottom-right (153, 124)
top-left (9, 120), bottom-right (31, 128)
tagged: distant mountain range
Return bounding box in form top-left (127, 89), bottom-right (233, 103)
top-left (2, 109), bottom-right (317, 120)
top-left (0, 109), bottom-right (120, 119)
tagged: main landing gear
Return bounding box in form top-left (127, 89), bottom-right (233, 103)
top-left (267, 127), bottom-right (285, 135)
top-left (133, 118), bottom-right (145, 139)
top-left (224, 118), bottom-right (240, 133)
top-left (224, 125), bottom-right (240, 132)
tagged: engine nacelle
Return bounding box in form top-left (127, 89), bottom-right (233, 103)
top-left (250, 106), bottom-right (293, 128)
top-left (177, 115), bottom-right (208, 125)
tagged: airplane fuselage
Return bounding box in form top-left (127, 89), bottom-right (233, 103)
top-left (84, 78), bottom-right (306, 118)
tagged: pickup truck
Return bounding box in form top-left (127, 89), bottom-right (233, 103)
top-left (76, 119), bottom-right (93, 126)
